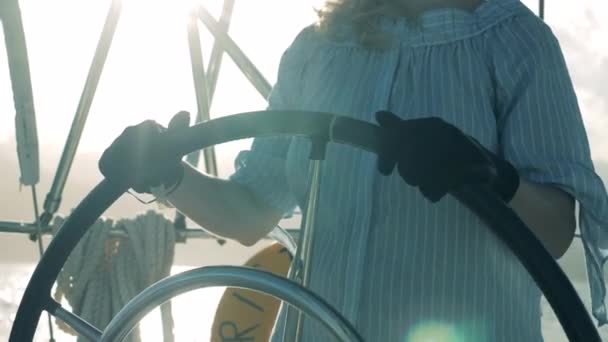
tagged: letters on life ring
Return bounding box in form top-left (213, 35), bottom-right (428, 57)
top-left (211, 243), bottom-right (293, 341)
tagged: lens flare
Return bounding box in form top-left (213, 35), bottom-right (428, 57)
top-left (405, 320), bottom-right (488, 342)
top-left (406, 321), bottom-right (462, 342)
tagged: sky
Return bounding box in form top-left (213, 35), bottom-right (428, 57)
top-left (0, 0), bottom-right (608, 340)
top-left (0, 0), bottom-right (323, 176)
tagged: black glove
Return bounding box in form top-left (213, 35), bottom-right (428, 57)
top-left (375, 111), bottom-right (520, 203)
top-left (99, 111), bottom-right (190, 194)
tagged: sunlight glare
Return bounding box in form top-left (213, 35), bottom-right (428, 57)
top-left (405, 320), bottom-right (488, 342)
top-left (406, 322), bottom-right (463, 342)
top-left (124, 0), bottom-right (223, 17)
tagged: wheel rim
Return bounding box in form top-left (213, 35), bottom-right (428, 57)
top-left (10, 110), bottom-right (601, 342)
top-left (100, 266), bottom-right (364, 341)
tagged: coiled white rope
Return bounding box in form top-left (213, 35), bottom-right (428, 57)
top-left (52, 210), bottom-right (176, 341)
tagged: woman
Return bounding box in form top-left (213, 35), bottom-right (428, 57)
top-left (100, 0), bottom-right (608, 340)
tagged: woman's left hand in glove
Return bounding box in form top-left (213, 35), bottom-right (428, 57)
top-left (375, 110), bottom-right (520, 203)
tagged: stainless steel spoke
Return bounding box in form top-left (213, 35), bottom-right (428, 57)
top-left (49, 302), bottom-right (102, 342)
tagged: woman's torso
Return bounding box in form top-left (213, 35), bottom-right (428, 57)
top-left (273, 1), bottom-right (544, 341)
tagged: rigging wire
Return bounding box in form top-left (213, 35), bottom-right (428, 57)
top-left (539, 0), bottom-right (545, 19)
top-left (31, 186), bottom-right (56, 342)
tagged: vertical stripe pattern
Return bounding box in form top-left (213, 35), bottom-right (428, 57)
top-left (230, 0), bottom-right (608, 340)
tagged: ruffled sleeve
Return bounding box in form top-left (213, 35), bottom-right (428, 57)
top-left (229, 28), bottom-right (313, 215)
top-left (491, 13), bottom-right (608, 325)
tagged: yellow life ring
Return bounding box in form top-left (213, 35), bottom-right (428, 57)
top-left (211, 243), bottom-right (292, 341)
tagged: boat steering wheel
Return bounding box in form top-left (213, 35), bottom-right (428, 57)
top-left (9, 111), bottom-right (601, 341)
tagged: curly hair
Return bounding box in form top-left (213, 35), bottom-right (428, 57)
top-left (315, 0), bottom-right (407, 48)
top-left (315, 1), bottom-right (480, 47)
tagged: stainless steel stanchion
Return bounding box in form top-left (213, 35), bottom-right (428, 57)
top-left (282, 139), bottom-right (327, 342)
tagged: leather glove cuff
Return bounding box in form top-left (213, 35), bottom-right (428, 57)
top-left (148, 163), bottom-right (185, 206)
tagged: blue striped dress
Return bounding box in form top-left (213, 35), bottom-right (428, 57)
top-left (230, 0), bottom-right (608, 340)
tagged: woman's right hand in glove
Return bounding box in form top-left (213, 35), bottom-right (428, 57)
top-left (99, 111), bottom-right (191, 193)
